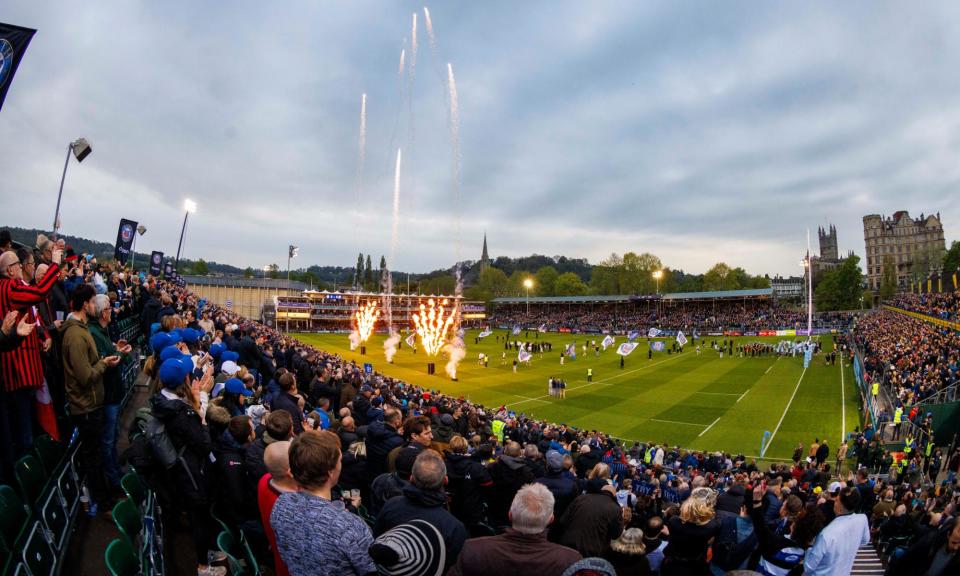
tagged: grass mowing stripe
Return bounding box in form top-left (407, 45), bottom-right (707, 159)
top-left (761, 365), bottom-right (808, 457)
top-left (840, 357), bottom-right (846, 444)
top-left (504, 352), bottom-right (687, 408)
top-left (699, 417), bottom-right (721, 437)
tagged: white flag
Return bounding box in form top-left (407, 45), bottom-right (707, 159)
top-left (518, 348), bottom-right (532, 362)
top-left (648, 327), bottom-right (662, 338)
top-left (405, 333), bottom-right (416, 347)
top-left (677, 331), bottom-right (688, 347)
top-left (601, 335), bottom-right (615, 350)
top-left (538, 323), bottom-right (547, 333)
top-left (616, 342), bottom-right (639, 356)
top-left (478, 329), bottom-right (493, 339)
top-left (512, 326), bottom-right (521, 335)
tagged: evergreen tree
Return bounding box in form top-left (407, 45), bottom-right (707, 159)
top-left (355, 252), bottom-right (364, 289)
top-left (364, 255), bottom-right (373, 289)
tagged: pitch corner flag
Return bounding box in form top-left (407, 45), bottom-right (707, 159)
top-left (0, 23), bottom-right (37, 112)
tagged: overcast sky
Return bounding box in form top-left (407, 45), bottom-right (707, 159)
top-left (2, 1), bottom-right (958, 277)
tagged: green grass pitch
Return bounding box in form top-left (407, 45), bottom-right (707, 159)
top-left (293, 330), bottom-right (860, 463)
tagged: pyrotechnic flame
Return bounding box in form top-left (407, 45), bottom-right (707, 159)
top-left (424, 6), bottom-right (436, 48)
top-left (354, 300), bottom-right (380, 342)
top-left (399, 48), bottom-right (406, 77)
top-left (412, 298), bottom-right (457, 356)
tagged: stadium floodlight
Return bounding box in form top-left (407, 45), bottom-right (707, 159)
top-left (523, 278), bottom-right (534, 314)
top-left (653, 270), bottom-right (663, 294)
top-left (52, 138), bottom-right (93, 240)
top-left (175, 199), bottom-right (198, 269)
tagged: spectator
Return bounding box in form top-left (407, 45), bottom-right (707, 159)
top-left (271, 430), bottom-right (375, 576)
top-left (642, 516), bottom-right (668, 573)
top-left (87, 293), bottom-right (131, 491)
top-left (246, 409), bottom-right (294, 489)
top-left (374, 450), bottom-right (467, 568)
top-left (887, 517), bottom-right (960, 576)
top-left (536, 449), bottom-right (579, 518)
top-left (554, 480), bottom-right (624, 557)
top-left (257, 440), bottom-right (294, 576)
top-left (214, 414), bottom-right (258, 528)
top-left (61, 284), bottom-right (121, 515)
top-left (366, 406), bottom-right (405, 481)
top-left (149, 355), bottom-right (222, 575)
top-left (448, 483), bottom-right (582, 575)
top-left (0, 247), bottom-right (61, 466)
top-left (369, 519), bottom-right (448, 576)
top-left (444, 434), bottom-right (492, 528)
top-left (749, 483), bottom-right (824, 575)
top-left (488, 441), bottom-right (536, 528)
top-left (272, 372), bottom-right (306, 434)
top-left (661, 487), bottom-right (721, 576)
top-left (803, 486), bottom-right (870, 575)
top-left (604, 528), bottom-right (652, 576)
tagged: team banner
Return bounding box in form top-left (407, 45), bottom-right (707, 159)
top-left (648, 327), bottom-right (662, 338)
top-left (601, 334), bottom-right (615, 350)
top-left (676, 331), bottom-right (688, 347)
top-left (617, 342), bottom-right (639, 356)
top-left (404, 333), bottom-right (416, 347)
top-left (0, 23), bottom-right (37, 112)
top-left (565, 343), bottom-right (577, 359)
top-left (512, 326), bottom-right (521, 335)
top-left (518, 346), bottom-right (532, 362)
top-left (478, 328), bottom-right (493, 339)
top-left (538, 323), bottom-right (547, 333)
top-left (649, 341), bottom-right (665, 352)
top-left (113, 218), bottom-right (138, 265)
top-left (627, 330), bottom-right (640, 342)
top-left (149, 251), bottom-right (164, 276)
top-left (163, 260), bottom-right (173, 278)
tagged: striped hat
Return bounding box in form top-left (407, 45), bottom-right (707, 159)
top-left (368, 519), bottom-right (445, 576)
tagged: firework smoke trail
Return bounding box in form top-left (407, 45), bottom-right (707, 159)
top-left (447, 62), bottom-right (465, 377)
top-left (423, 6), bottom-right (436, 50)
top-left (383, 148), bottom-right (402, 363)
top-left (410, 13), bottom-right (418, 78)
top-left (348, 330), bottom-right (360, 351)
top-left (398, 48), bottom-right (406, 77)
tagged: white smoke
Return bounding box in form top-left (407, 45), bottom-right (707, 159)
top-left (443, 337), bottom-right (466, 380)
top-left (348, 330), bottom-right (361, 351)
top-left (384, 332), bottom-right (401, 363)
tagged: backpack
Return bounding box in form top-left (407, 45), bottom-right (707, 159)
top-left (145, 415), bottom-right (180, 469)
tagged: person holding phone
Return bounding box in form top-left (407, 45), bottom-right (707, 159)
top-left (60, 284), bottom-right (121, 516)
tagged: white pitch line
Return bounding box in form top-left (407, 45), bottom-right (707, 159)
top-left (504, 352), bottom-right (686, 408)
top-left (761, 366), bottom-right (808, 457)
top-left (695, 391), bottom-right (739, 396)
top-left (737, 389), bottom-right (750, 403)
top-left (765, 365), bottom-right (773, 374)
top-left (698, 417), bottom-right (721, 437)
top-left (650, 418), bottom-right (708, 427)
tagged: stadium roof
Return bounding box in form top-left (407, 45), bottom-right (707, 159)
top-left (491, 288), bottom-right (773, 305)
top-left (182, 276), bottom-right (308, 290)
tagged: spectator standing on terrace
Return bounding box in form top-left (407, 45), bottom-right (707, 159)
top-left (61, 284), bottom-right (122, 515)
top-left (87, 293), bottom-right (132, 491)
top-left (661, 487), bottom-right (721, 576)
top-left (375, 450), bottom-right (467, 568)
top-left (0, 248), bottom-right (61, 464)
top-left (257, 440), bottom-right (294, 576)
top-left (272, 372), bottom-right (306, 434)
top-left (366, 406), bottom-right (405, 481)
top-left (271, 430), bottom-right (376, 576)
top-left (447, 483), bottom-right (582, 575)
top-left (489, 441), bottom-right (537, 528)
top-left (554, 479), bottom-right (624, 557)
top-left (887, 518), bottom-right (960, 576)
top-left (802, 486), bottom-right (870, 576)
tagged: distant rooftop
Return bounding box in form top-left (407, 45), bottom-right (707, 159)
top-left (182, 276), bottom-right (308, 290)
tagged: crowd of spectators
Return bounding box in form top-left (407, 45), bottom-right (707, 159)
top-left (490, 300), bottom-right (851, 334)
top-left (887, 291), bottom-right (960, 322)
top-left (4, 226), bottom-right (960, 575)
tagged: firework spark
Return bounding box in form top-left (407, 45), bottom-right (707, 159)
top-left (354, 300), bottom-right (380, 342)
top-left (424, 6), bottom-right (436, 49)
top-left (412, 298), bottom-right (457, 356)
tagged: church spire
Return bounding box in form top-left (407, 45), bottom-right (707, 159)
top-left (480, 233), bottom-right (490, 272)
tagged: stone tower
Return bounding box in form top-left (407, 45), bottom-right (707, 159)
top-left (818, 224), bottom-right (838, 261)
top-left (479, 233), bottom-right (490, 273)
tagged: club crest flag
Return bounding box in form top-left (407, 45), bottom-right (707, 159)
top-left (149, 251), bottom-right (164, 276)
top-left (601, 335), bottom-right (615, 350)
top-left (538, 323), bottom-right (547, 333)
top-left (648, 327), bottom-right (662, 338)
top-left (676, 331), bottom-right (688, 347)
top-left (0, 23), bottom-right (37, 112)
top-left (650, 341), bottom-right (665, 352)
top-left (478, 328), bottom-right (493, 339)
top-left (565, 343), bottom-right (577, 359)
top-left (113, 218), bottom-right (138, 265)
top-left (617, 342), bottom-right (639, 356)
top-left (405, 333), bottom-right (416, 347)
top-left (512, 326), bottom-right (521, 335)
top-left (692, 329), bottom-right (700, 340)
top-left (518, 348), bottom-right (532, 362)
top-left (627, 330), bottom-right (640, 342)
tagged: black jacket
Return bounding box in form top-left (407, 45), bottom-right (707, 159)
top-left (369, 472), bottom-right (410, 517)
top-left (140, 297), bottom-right (161, 337)
top-left (271, 391), bottom-right (304, 434)
top-left (487, 455), bottom-right (536, 528)
top-left (535, 469), bottom-right (579, 518)
top-left (365, 420), bottom-right (404, 480)
top-left (148, 392), bottom-right (212, 505)
top-left (237, 336), bottom-right (261, 372)
top-left (445, 452), bottom-right (493, 526)
top-left (554, 490), bottom-right (624, 557)
top-left (375, 484), bottom-right (468, 568)
top-left (213, 430), bottom-right (257, 525)
top-left (888, 520), bottom-right (960, 576)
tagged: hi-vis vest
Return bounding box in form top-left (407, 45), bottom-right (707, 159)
top-left (894, 408), bottom-right (903, 424)
top-left (491, 420), bottom-right (505, 443)
top-left (904, 436), bottom-right (914, 454)
top-left (644, 446), bottom-right (654, 464)
top-left (925, 441), bottom-right (933, 458)
top-left (872, 382), bottom-right (879, 396)
top-left (587, 369), bottom-right (593, 376)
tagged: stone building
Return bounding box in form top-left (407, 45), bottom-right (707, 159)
top-left (863, 211), bottom-right (946, 291)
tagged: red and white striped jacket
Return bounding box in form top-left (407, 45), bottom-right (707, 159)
top-left (0, 263), bottom-right (59, 392)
